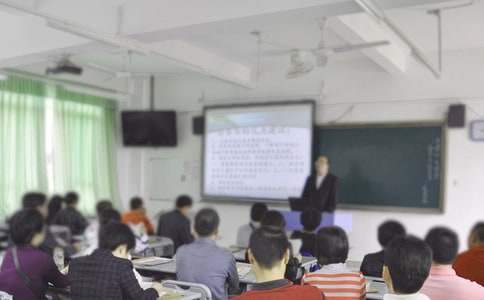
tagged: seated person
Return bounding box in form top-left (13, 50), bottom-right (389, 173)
top-left (22, 192), bottom-right (76, 257)
top-left (46, 195), bottom-right (64, 225)
top-left (290, 208), bottom-right (321, 257)
top-left (0, 209), bottom-right (69, 300)
top-left (176, 208), bottom-right (239, 300)
top-left (157, 195), bottom-right (194, 251)
top-left (84, 200), bottom-right (113, 248)
top-left (236, 203), bottom-right (268, 248)
top-left (235, 226), bottom-right (324, 300)
top-left (361, 220), bottom-right (406, 278)
top-left (421, 227), bottom-right (484, 299)
top-left (81, 208), bottom-right (121, 256)
top-left (261, 210), bottom-right (286, 229)
top-left (303, 226), bottom-right (366, 300)
top-left (453, 222), bottom-right (484, 286)
top-left (383, 236), bottom-right (432, 300)
top-left (53, 191), bottom-right (88, 236)
top-left (122, 197), bottom-right (154, 235)
top-left (69, 222), bottom-right (163, 300)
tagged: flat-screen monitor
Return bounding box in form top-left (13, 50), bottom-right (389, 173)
top-left (122, 111), bottom-right (177, 146)
top-left (203, 100), bottom-right (314, 203)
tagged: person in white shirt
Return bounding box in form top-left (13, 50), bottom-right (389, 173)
top-left (236, 203), bottom-right (268, 248)
top-left (383, 235), bottom-right (432, 300)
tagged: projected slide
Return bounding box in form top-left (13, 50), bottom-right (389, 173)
top-left (203, 101), bottom-right (314, 201)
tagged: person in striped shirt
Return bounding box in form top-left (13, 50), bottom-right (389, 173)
top-left (302, 226), bottom-right (366, 300)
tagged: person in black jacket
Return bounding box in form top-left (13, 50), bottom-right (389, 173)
top-left (301, 156), bottom-right (338, 213)
top-left (157, 195), bottom-right (194, 251)
top-left (360, 220), bottom-right (406, 277)
top-left (53, 192), bottom-right (88, 236)
top-left (69, 222), bottom-right (163, 300)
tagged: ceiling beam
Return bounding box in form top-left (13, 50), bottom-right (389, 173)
top-left (330, 13), bottom-right (411, 74)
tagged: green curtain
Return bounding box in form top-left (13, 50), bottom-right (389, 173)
top-left (52, 86), bottom-right (118, 214)
top-left (0, 76), bottom-right (47, 217)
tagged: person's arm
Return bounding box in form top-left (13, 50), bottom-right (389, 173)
top-left (45, 256), bottom-right (70, 288)
top-left (301, 176), bottom-right (311, 199)
top-left (119, 262), bottom-right (159, 300)
top-left (326, 177), bottom-right (338, 212)
top-left (179, 219), bottom-right (194, 245)
top-left (226, 255), bottom-right (240, 295)
top-left (143, 217), bottom-right (155, 235)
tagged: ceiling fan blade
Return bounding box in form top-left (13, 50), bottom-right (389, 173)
top-left (331, 41), bottom-right (390, 53)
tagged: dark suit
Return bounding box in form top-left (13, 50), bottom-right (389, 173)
top-left (301, 174), bottom-right (338, 212)
top-left (53, 207), bottom-right (88, 236)
top-left (360, 250), bottom-right (384, 278)
top-left (69, 249), bottom-right (158, 300)
top-left (157, 210), bottom-right (194, 251)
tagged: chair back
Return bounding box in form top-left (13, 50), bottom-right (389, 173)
top-left (162, 280), bottom-right (212, 300)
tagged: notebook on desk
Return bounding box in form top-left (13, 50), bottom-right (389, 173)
top-left (134, 257), bottom-right (173, 267)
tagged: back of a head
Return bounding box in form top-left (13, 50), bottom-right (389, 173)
top-left (250, 203), bottom-right (268, 223)
top-left (378, 220), bottom-right (406, 248)
top-left (65, 191), bottom-right (79, 206)
top-left (176, 195), bottom-right (193, 209)
top-left (9, 209), bottom-right (45, 246)
top-left (194, 208), bottom-right (219, 237)
top-left (99, 222), bottom-right (135, 251)
top-left (96, 200), bottom-right (113, 216)
top-left (315, 226), bottom-right (349, 265)
top-left (261, 210), bottom-right (286, 230)
top-left (249, 226), bottom-right (289, 269)
top-left (130, 197), bottom-right (143, 210)
top-left (384, 235), bottom-right (432, 294)
top-left (47, 195), bottom-right (64, 222)
top-left (22, 192), bottom-right (47, 209)
top-left (470, 222), bottom-right (484, 246)
top-left (425, 227), bottom-right (458, 265)
top-left (300, 208), bottom-right (322, 232)
top-left (99, 208), bottom-right (122, 226)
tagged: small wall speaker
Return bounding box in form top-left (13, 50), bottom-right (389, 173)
top-left (193, 116), bottom-right (204, 135)
top-left (447, 104), bottom-right (466, 128)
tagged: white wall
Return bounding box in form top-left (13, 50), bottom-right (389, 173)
top-left (117, 49), bottom-right (484, 260)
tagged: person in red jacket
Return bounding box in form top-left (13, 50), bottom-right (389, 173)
top-left (234, 226), bottom-right (324, 300)
top-left (453, 222), bottom-right (484, 287)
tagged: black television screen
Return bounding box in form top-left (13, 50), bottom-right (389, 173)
top-left (122, 111), bottom-right (177, 146)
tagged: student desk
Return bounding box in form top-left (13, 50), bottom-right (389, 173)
top-left (133, 256), bottom-right (318, 285)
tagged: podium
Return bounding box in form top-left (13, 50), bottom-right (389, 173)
top-left (279, 210), bottom-right (352, 232)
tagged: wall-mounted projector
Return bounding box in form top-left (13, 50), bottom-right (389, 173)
top-left (46, 58), bottom-right (83, 76)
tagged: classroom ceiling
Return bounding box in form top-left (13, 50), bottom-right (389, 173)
top-left (0, 0), bottom-right (482, 90)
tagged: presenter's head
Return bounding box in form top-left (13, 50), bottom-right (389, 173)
top-left (315, 156), bottom-right (329, 176)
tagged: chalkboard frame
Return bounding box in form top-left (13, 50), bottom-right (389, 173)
top-left (316, 122), bottom-right (447, 214)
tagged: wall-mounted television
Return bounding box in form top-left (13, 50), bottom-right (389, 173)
top-left (121, 111), bottom-right (177, 147)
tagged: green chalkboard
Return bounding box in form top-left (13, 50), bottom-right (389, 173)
top-left (317, 123), bottom-right (445, 212)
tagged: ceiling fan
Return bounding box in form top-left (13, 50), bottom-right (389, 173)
top-left (262, 18), bottom-right (390, 78)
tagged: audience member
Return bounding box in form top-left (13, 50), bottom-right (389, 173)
top-left (157, 195), bottom-right (194, 251)
top-left (176, 208), bottom-right (239, 300)
top-left (235, 227), bottom-right (324, 300)
top-left (361, 220), bottom-right (406, 277)
top-left (303, 226), bottom-right (366, 300)
top-left (261, 210), bottom-right (286, 230)
top-left (383, 236), bottom-right (432, 300)
top-left (236, 203), bottom-right (268, 248)
top-left (453, 222), bottom-right (484, 286)
top-left (46, 195), bottom-right (64, 225)
top-left (421, 227), bottom-right (484, 299)
top-left (290, 208), bottom-right (321, 257)
top-left (122, 197), bottom-right (154, 235)
top-left (84, 200), bottom-right (114, 247)
top-left (82, 208), bottom-right (122, 256)
top-left (0, 209), bottom-right (69, 299)
top-left (22, 192), bottom-right (75, 257)
top-left (54, 191), bottom-right (88, 236)
top-left (69, 222), bottom-right (163, 300)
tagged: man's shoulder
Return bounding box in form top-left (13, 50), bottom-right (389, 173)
top-left (236, 285), bottom-right (323, 300)
top-left (364, 250), bottom-right (384, 260)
